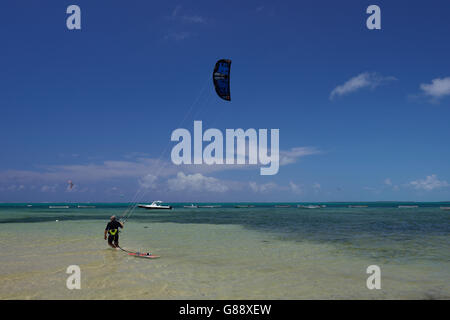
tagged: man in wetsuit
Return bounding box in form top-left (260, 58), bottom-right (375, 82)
top-left (104, 215), bottom-right (124, 248)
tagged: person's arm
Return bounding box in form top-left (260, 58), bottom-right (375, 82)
top-left (104, 229), bottom-right (107, 240)
top-left (119, 221), bottom-right (124, 228)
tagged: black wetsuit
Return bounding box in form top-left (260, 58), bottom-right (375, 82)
top-left (105, 220), bottom-right (123, 246)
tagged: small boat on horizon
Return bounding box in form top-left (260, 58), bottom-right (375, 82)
top-left (49, 206), bottom-right (70, 209)
top-left (398, 205), bottom-right (419, 208)
top-left (77, 205), bottom-right (96, 208)
top-left (183, 204), bottom-right (198, 208)
top-left (348, 205), bottom-right (368, 208)
top-left (198, 205), bottom-right (222, 208)
top-left (235, 205), bottom-right (255, 208)
top-left (138, 201), bottom-right (172, 210)
top-left (298, 205), bottom-right (321, 209)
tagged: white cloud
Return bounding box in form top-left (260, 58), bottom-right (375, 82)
top-left (249, 182), bottom-right (258, 192)
top-left (279, 147), bottom-right (321, 166)
top-left (249, 181), bottom-right (278, 193)
top-left (164, 5), bottom-right (206, 41)
top-left (164, 31), bottom-right (192, 41)
top-left (170, 5), bottom-right (206, 24)
top-left (289, 181), bottom-right (303, 195)
top-left (384, 178), bottom-right (399, 191)
top-left (330, 72), bottom-right (397, 100)
top-left (168, 172), bottom-right (229, 193)
top-left (3, 184), bottom-right (25, 192)
top-left (138, 174), bottom-right (158, 189)
top-left (182, 15), bottom-right (205, 24)
top-left (408, 174), bottom-right (449, 191)
top-left (41, 185), bottom-right (58, 193)
top-left (0, 158), bottom-right (171, 185)
top-left (172, 5), bottom-right (182, 17)
top-left (123, 152), bottom-right (150, 159)
top-left (420, 77), bottom-right (450, 101)
top-left (0, 146), bottom-right (318, 193)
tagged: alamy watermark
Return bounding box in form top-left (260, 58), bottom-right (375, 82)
top-left (366, 265), bottom-right (381, 290)
top-left (66, 265), bottom-right (81, 290)
top-left (171, 121), bottom-right (280, 175)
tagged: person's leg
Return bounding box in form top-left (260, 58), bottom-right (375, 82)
top-left (114, 235), bottom-right (119, 248)
top-left (107, 235), bottom-right (116, 248)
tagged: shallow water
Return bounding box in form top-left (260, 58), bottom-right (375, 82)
top-left (0, 203), bottom-right (449, 299)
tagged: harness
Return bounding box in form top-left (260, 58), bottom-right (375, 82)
top-left (108, 229), bottom-right (118, 236)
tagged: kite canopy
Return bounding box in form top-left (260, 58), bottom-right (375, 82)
top-left (213, 59), bottom-right (231, 101)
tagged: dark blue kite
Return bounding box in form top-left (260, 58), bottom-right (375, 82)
top-left (213, 59), bottom-right (231, 101)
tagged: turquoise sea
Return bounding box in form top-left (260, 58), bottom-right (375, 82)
top-left (0, 202), bottom-right (449, 299)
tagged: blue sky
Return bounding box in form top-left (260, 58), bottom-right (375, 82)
top-left (1, 0), bottom-right (450, 202)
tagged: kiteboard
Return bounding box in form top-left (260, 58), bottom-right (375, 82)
top-left (128, 252), bottom-right (160, 259)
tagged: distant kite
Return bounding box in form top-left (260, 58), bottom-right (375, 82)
top-left (213, 59), bottom-right (231, 101)
top-left (67, 180), bottom-right (74, 190)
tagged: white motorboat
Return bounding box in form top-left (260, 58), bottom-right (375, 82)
top-left (138, 201), bottom-right (172, 210)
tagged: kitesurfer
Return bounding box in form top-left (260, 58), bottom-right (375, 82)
top-left (104, 215), bottom-right (124, 249)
